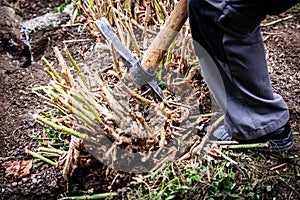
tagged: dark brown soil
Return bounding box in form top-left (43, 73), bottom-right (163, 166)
top-left (0, 0), bottom-right (95, 199)
top-left (0, 1), bottom-right (299, 199)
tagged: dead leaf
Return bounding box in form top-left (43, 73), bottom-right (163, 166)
top-left (57, 136), bottom-right (83, 191)
top-left (2, 160), bottom-right (32, 181)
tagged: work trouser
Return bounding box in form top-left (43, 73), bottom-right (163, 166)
top-left (188, 0), bottom-right (297, 141)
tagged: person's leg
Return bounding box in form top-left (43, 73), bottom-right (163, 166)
top-left (188, 0), bottom-right (290, 141)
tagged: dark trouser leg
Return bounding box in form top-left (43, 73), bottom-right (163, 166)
top-left (188, 0), bottom-right (290, 141)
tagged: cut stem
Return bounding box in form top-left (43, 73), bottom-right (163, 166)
top-left (70, 92), bottom-right (102, 122)
top-left (27, 150), bottom-right (57, 166)
top-left (262, 15), bottom-right (293, 27)
top-left (39, 147), bottom-right (63, 154)
top-left (178, 115), bottom-right (224, 161)
top-left (34, 115), bottom-right (86, 139)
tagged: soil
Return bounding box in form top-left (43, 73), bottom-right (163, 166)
top-left (0, 1), bottom-right (299, 200)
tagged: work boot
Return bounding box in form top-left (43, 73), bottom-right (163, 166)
top-left (208, 122), bottom-right (293, 151)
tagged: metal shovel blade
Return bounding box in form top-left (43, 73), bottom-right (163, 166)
top-left (94, 18), bottom-right (164, 100)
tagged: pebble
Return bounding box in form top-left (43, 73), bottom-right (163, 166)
top-left (11, 182), bottom-right (18, 187)
top-left (22, 177), bottom-right (28, 182)
top-left (32, 177), bottom-right (37, 184)
top-left (37, 179), bottom-right (43, 185)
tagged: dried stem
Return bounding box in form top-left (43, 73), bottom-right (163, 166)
top-left (142, 0), bottom-right (151, 38)
top-left (111, 3), bottom-right (125, 44)
top-left (213, 147), bottom-right (238, 166)
top-left (109, 43), bottom-right (122, 78)
top-left (126, 18), bottom-right (141, 57)
top-left (111, 6), bottom-right (157, 35)
top-left (119, 81), bottom-right (155, 106)
top-left (136, 112), bottom-right (153, 136)
top-left (53, 47), bottom-right (75, 87)
top-left (178, 115), bottom-right (224, 161)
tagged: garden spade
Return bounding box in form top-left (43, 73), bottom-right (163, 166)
top-left (94, 0), bottom-right (188, 100)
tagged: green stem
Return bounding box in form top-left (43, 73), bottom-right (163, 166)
top-left (39, 110), bottom-right (53, 118)
top-left (72, 106), bottom-right (95, 127)
top-left (44, 68), bottom-right (56, 80)
top-left (262, 15), bottom-right (293, 27)
top-left (33, 137), bottom-right (61, 141)
top-left (157, 39), bottom-right (176, 81)
top-left (64, 47), bottom-right (81, 72)
top-left (34, 115), bottom-right (86, 139)
top-left (166, 36), bottom-right (176, 64)
top-left (278, 177), bottom-right (299, 195)
top-left (64, 48), bottom-right (88, 87)
top-left (184, 61), bottom-right (198, 78)
top-left (71, 98), bottom-right (97, 125)
top-left (59, 192), bottom-right (118, 200)
top-left (42, 57), bottom-right (62, 82)
top-left (89, 0), bottom-right (94, 12)
top-left (153, 0), bottom-right (165, 21)
top-left (220, 142), bottom-right (270, 150)
top-left (40, 142), bottom-right (66, 146)
top-left (50, 83), bottom-right (67, 96)
top-left (71, 92), bottom-right (101, 121)
top-left (27, 150), bottom-right (57, 166)
top-left (104, 6), bottom-right (111, 18)
top-left (49, 83), bottom-right (95, 126)
top-left (39, 147), bottom-right (63, 154)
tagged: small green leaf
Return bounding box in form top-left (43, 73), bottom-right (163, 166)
top-left (192, 174), bottom-right (201, 182)
top-left (60, 4), bottom-right (66, 13)
top-left (158, 82), bottom-right (167, 90)
top-left (54, 7), bottom-right (59, 13)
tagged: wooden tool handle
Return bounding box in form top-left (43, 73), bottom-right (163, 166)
top-left (141, 0), bottom-right (188, 73)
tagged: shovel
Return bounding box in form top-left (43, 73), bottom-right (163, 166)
top-left (94, 0), bottom-right (188, 99)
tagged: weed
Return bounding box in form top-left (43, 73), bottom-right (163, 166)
top-left (54, 0), bottom-right (77, 13)
top-left (9, 2), bottom-right (20, 9)
top-left (125, 148), bottom-right (300, 199)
